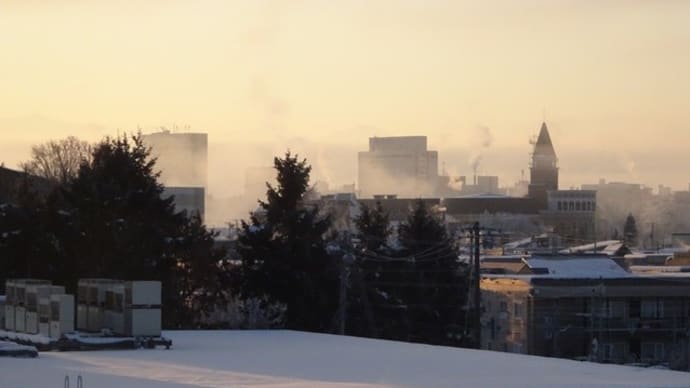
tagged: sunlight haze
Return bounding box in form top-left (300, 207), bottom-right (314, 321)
top-left (2, 0), bottom-right (689, 196)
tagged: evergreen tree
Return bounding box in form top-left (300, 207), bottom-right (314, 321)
top-left (396, 199), bottom-right (468, 345)
top-left (166, 214), bottom-right (231, 328)
top-left (62, 133), bottom-right (230, 326)
top-left (624, 213), bottom-right (638, 246)
top-left (2, 132), bottom-right (229, 328)
top-left (62, 133), bottom-right (182, 280)
top-left (355, 201), bottom-right (390, 252)
top-left (0, 178), bottom-right (72, 289)
top-left (348, 201), bottom-right (392, 338)
top-left (236, 151), bottom-right (339, 332)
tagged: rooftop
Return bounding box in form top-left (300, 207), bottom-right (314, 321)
top-left (1, 330), bottom-right (689, 388)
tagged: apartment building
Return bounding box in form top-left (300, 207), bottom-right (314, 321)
top-left (481, 256), bottom-right (690, 370)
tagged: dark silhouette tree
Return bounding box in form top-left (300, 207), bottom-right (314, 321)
top-left (2, 132), bottom-right (229, 328)
top-left (236, 151), bottom-right (339, 332)
top-left (396, 199), bottom-right (468, 346)
top-left (624, 213), bottom-right (638, 246)
top-left (355, 201), bottom-right (390, 252)
top-left (21, 136), bottom-right (92, 184)
top-left (348, 201), bottom-right (392, 338)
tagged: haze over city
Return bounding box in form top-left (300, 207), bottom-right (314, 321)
top-left (2, 0), bottom-right (690, 197)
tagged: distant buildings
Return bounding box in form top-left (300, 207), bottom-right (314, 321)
top-left (481, 255), bottom-right (690, 370)
top-left (358, 136), bottom-right (438, 198)
top-left (451, 122), bottom-right (596, 242)
top-left (142, 130), bottom-right (207, 221)
top-left (351, 123), bottom-right (597, 243)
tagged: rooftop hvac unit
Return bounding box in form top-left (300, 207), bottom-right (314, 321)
top-left (3, 304), bottom-right (13, 331)
top-left (4, 280), bottom-right (16, 331)
top-left (50, 294), bottom-right (75, 339)
top-left (37, 286), bottom-right (66, 337)
top-left (12, 279), bottom-right (51, 333)
top-left (105, 283), bottom-right (126, 335)
top-left (78, 279), bottom-right (122, 332)
top-left (124, 281), bottom-right (162, 337)
top-left (76, 279), bottom-right (89, 331)
top-left (0, 296), bottom-right (5, 332)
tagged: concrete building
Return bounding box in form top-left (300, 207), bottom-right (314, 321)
top-left (142, 130), bottom-right (208, 189)
top-left (358, 136), bottom-right (438, 198)
top-left (143, 129), bottom-right (208, 220)
top-left (542, 190), bottom-right (597, 243)
top-left (163, 187), bottom-right (205, 220)
top-left (481, 256), bottom-right (690, 370)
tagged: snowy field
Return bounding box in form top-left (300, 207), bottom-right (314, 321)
top-left (1, 330), bottom-right (689, 388)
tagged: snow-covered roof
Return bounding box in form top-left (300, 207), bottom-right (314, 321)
top-left (503, 234), bottom-right (548, 249)
top-left (558, 240), bottom-right (621, 254)
top-left (524, 256), bottom-right (630, 278)
top-left (2, 330), bottom-right (689, 387)
top-left (629, 265), bottom-right (690, 274)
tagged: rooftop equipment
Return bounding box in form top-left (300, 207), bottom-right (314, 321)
top-left (50, 294), bottom-right (75, 339)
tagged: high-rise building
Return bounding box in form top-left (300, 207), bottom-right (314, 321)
top-left (142, 130), bottom-right (208, 221)
top-left (358, 136), bottom-right (438, 198)
top-left (142, 130), bottom-right (208, 189)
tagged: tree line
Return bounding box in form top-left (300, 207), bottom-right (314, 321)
top-left (0, 133), bottom-right (470, 346)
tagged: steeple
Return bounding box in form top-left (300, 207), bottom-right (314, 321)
top-left (534, 122), bottom-right (556, 157)
top-left (528, 121), bottom-right (559, 207)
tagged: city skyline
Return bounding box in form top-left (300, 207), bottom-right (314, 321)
top-left (2, 0), bottom-right (690, 195)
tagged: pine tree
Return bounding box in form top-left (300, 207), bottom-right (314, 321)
top-left (349, 201), bottom-right (392, 338)
top-left (62, 133), bottom-right (182, 280)
top-left (2, 133), bottom-right (229, 328)
top-left (236, 151), bottom-right (339, 332)
top-left (397, 199), bottom-right (468, 345)
top-left (58, 133), bottom-right (227, 328)
top-left (355, 201), bottom-right (390, 252)
top-left (167, 214), bottom-right (230, 328)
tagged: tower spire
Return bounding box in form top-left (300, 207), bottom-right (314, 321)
top-left (534, 122), bottom-right (556, 157)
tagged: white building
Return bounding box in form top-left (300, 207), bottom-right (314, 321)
top-left (358, 136), bottom-right (438, 198)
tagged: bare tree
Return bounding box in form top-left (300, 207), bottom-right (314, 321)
top-left (20, 136), bottom-right (92, 184)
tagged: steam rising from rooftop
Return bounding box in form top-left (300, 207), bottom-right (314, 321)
top-left (469, 125), bottom-right (493, 183)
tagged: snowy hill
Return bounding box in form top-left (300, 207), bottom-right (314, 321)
top-left (1, 330), bottom-right (688, 387)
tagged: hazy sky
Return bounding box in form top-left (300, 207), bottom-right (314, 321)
top-left (2, 0), bottom-right (690, 196)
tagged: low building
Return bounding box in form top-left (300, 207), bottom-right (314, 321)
top-left (481, 256), bottom-right (690, 370)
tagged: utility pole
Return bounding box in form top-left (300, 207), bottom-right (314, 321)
top-left (473, 222), bottom-right (481, 349)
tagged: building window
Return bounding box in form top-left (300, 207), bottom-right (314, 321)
top-left (514, 303), bottom-right (522, 318)
top-left (575, 202), bottom-right (581, 211)
top-left (569, 202), bottom-right (574, 211)
top-left (641, 299), bottom-right (664, 319)
top-left (557, 201), bottom-right (562, 211)
top-left (629, 299), bottom-right (640, 318)
top-left (500, 301), bottom-right (508, 313)
top-left (607, 300), bottom-right (625, 318)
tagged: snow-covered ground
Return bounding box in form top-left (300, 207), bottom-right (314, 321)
top-left (1, 330), bottom-right (688, 388)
